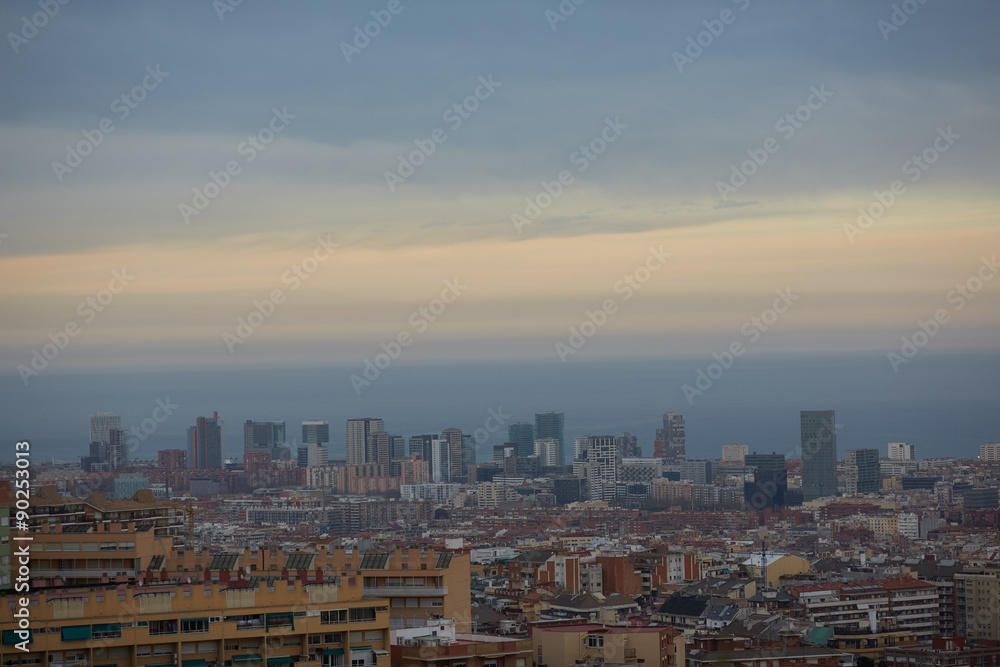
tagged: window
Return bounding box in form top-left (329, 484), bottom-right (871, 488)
top-left (182, 643), bottom-right (196, 654)
top-left (321, 609), bottom-right (347, 625)
top-left (349, 632), bottom-right (362, 643)
top-left (348, 607), bottom-right (376, 623)
top-left (149, 620), bottom-right (177, 636)
top-left (363, 630), bottom-right (381, 641)
top-left (136, 647), bottom-right (151, 657)
top-left (181, 619), bottom-right (209, 634)
top-left (308, 635), bottom-right (322, 645)
top-left (154, 645), bottom-right (174, 656)
top-left (324, 634), bottom-right (341, 644)
top-left (587, 635), bottom-right (604, 648)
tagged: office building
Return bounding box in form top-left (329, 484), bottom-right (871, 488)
top-left (679, 459), bottom-right (715, 485)
top-left (656, 412), bottom-right (686, 465)
top-left (493, 443), bottom-right (515, 465)
top-left (301, 420), bottom-right (329, 444)
top-left (346, 417), bottom-right (384, 464)
top-left (508, 422), bottom-right (534, 457)
top-left (534, 438), bottom-right (560, 468)
top-left (408, 433), bottom-right (435, 460)
top-left (89, 412), bottom-right (121, 446)
top-left (721, 443), bottom-right (748, 463)
top-left (800, 409), bottom-right (837, 501)
top-left (619, 458), bottom-right (662, 484)
top-left (113, 474), bottom-right (149, 499)
top-left (845, 448), bottom-right (880, 495)
top-left (189, 411), bottom-right (223, 469)
top-left (888, 441), bottom-right (915, 461)
top-left (964, 486), bottom-right (1000, 510)
top-left (431, 438), bottom-right (451, 483)
top-left (108, 427), bottom-right (129, 469)
top-left (743, 452), bottom-right (787, 509)
top-left (243, 420), bottom-right (286, 462)
top-left (583, 435), bottom-right (617, 501)
top-left (573, 435), bottom-right (589, 462)
top-left (440, 427), bottom-right (465, 482)
top-left (296, 442), bottom-right (328, 468)
top-left (745, 452), bottom-right (785, 471)
top-left (535, 411), bottom-right (565, 464)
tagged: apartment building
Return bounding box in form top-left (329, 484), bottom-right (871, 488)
top-left (0, 579), bottom-right (390, 667)
top-left (531, 621), bottom-right (681, 667)
top-left (793, 578), bottom-right (939, 642)
top-left (955, 568), bottom-right (1000, 640)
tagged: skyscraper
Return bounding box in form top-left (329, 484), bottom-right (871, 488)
top-left (244, 420), bottom-right (286, 457)
top-left (302, 421), bottom-right (330, 445)
top-left (535, 412), bottom-right (565, 464)
top-left (583, 435), bottom-right (617, 501)
top-left (345, 417), bottom-right (384, 464)
top-left (888, 442), bottom-right (915, 461)
top-left (534, 438), bottom-right (560, 468)
top-left (430, 438), bottom-right (451, 483)
top-left (440, 428), bottom-right (465, 482)
top-left (616, 432), bottom-right (640, 458)
top-left (89, 412), bottom-right (121, 446)
top-left (409, 434), bottom-right (436, 461)
top-left (189, 411), bottom-right (223, 469)
top-left (108, 428), bottom-right (129, 469)
top-left (801, 410), bottom-right (837, 501)
top-left (744, 452), bottom-right (787, 510)
top-left (845, 448), bottom-right (880, 495)
top-left (508, 422), bottom-right (534, 458)
top-left (656, 413), bottom-right (686, 465)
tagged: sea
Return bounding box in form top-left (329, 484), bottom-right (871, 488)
top-left (1, 350), bottom-right (998, 465)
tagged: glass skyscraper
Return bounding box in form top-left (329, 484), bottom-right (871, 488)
top-left (800, 410), bottom-right (837, 501)
top-left (535, 412), bottom-right (565, 465)
top-left (508, 422), bottom-right (534, 458)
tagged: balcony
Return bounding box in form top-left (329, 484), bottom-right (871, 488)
top-left (364, 587), bottom-right (448, 597)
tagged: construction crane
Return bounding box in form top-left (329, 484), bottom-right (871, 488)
top-left (182, 498), bottom-right (204, 550)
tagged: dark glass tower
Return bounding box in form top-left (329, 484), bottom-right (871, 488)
top-left (800, 410), bottom-right (836, 501)
top-left (534, 412), bottom-right (565, 464)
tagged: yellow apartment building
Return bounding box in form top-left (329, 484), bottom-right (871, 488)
top-left (0, 579), bottom-right (389, 667)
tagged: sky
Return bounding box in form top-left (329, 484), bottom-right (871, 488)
top-left (1, 0), bottom-right (999, 378)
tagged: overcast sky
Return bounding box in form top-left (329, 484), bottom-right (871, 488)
top-left (1, 0), bottom-right (998, 374)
